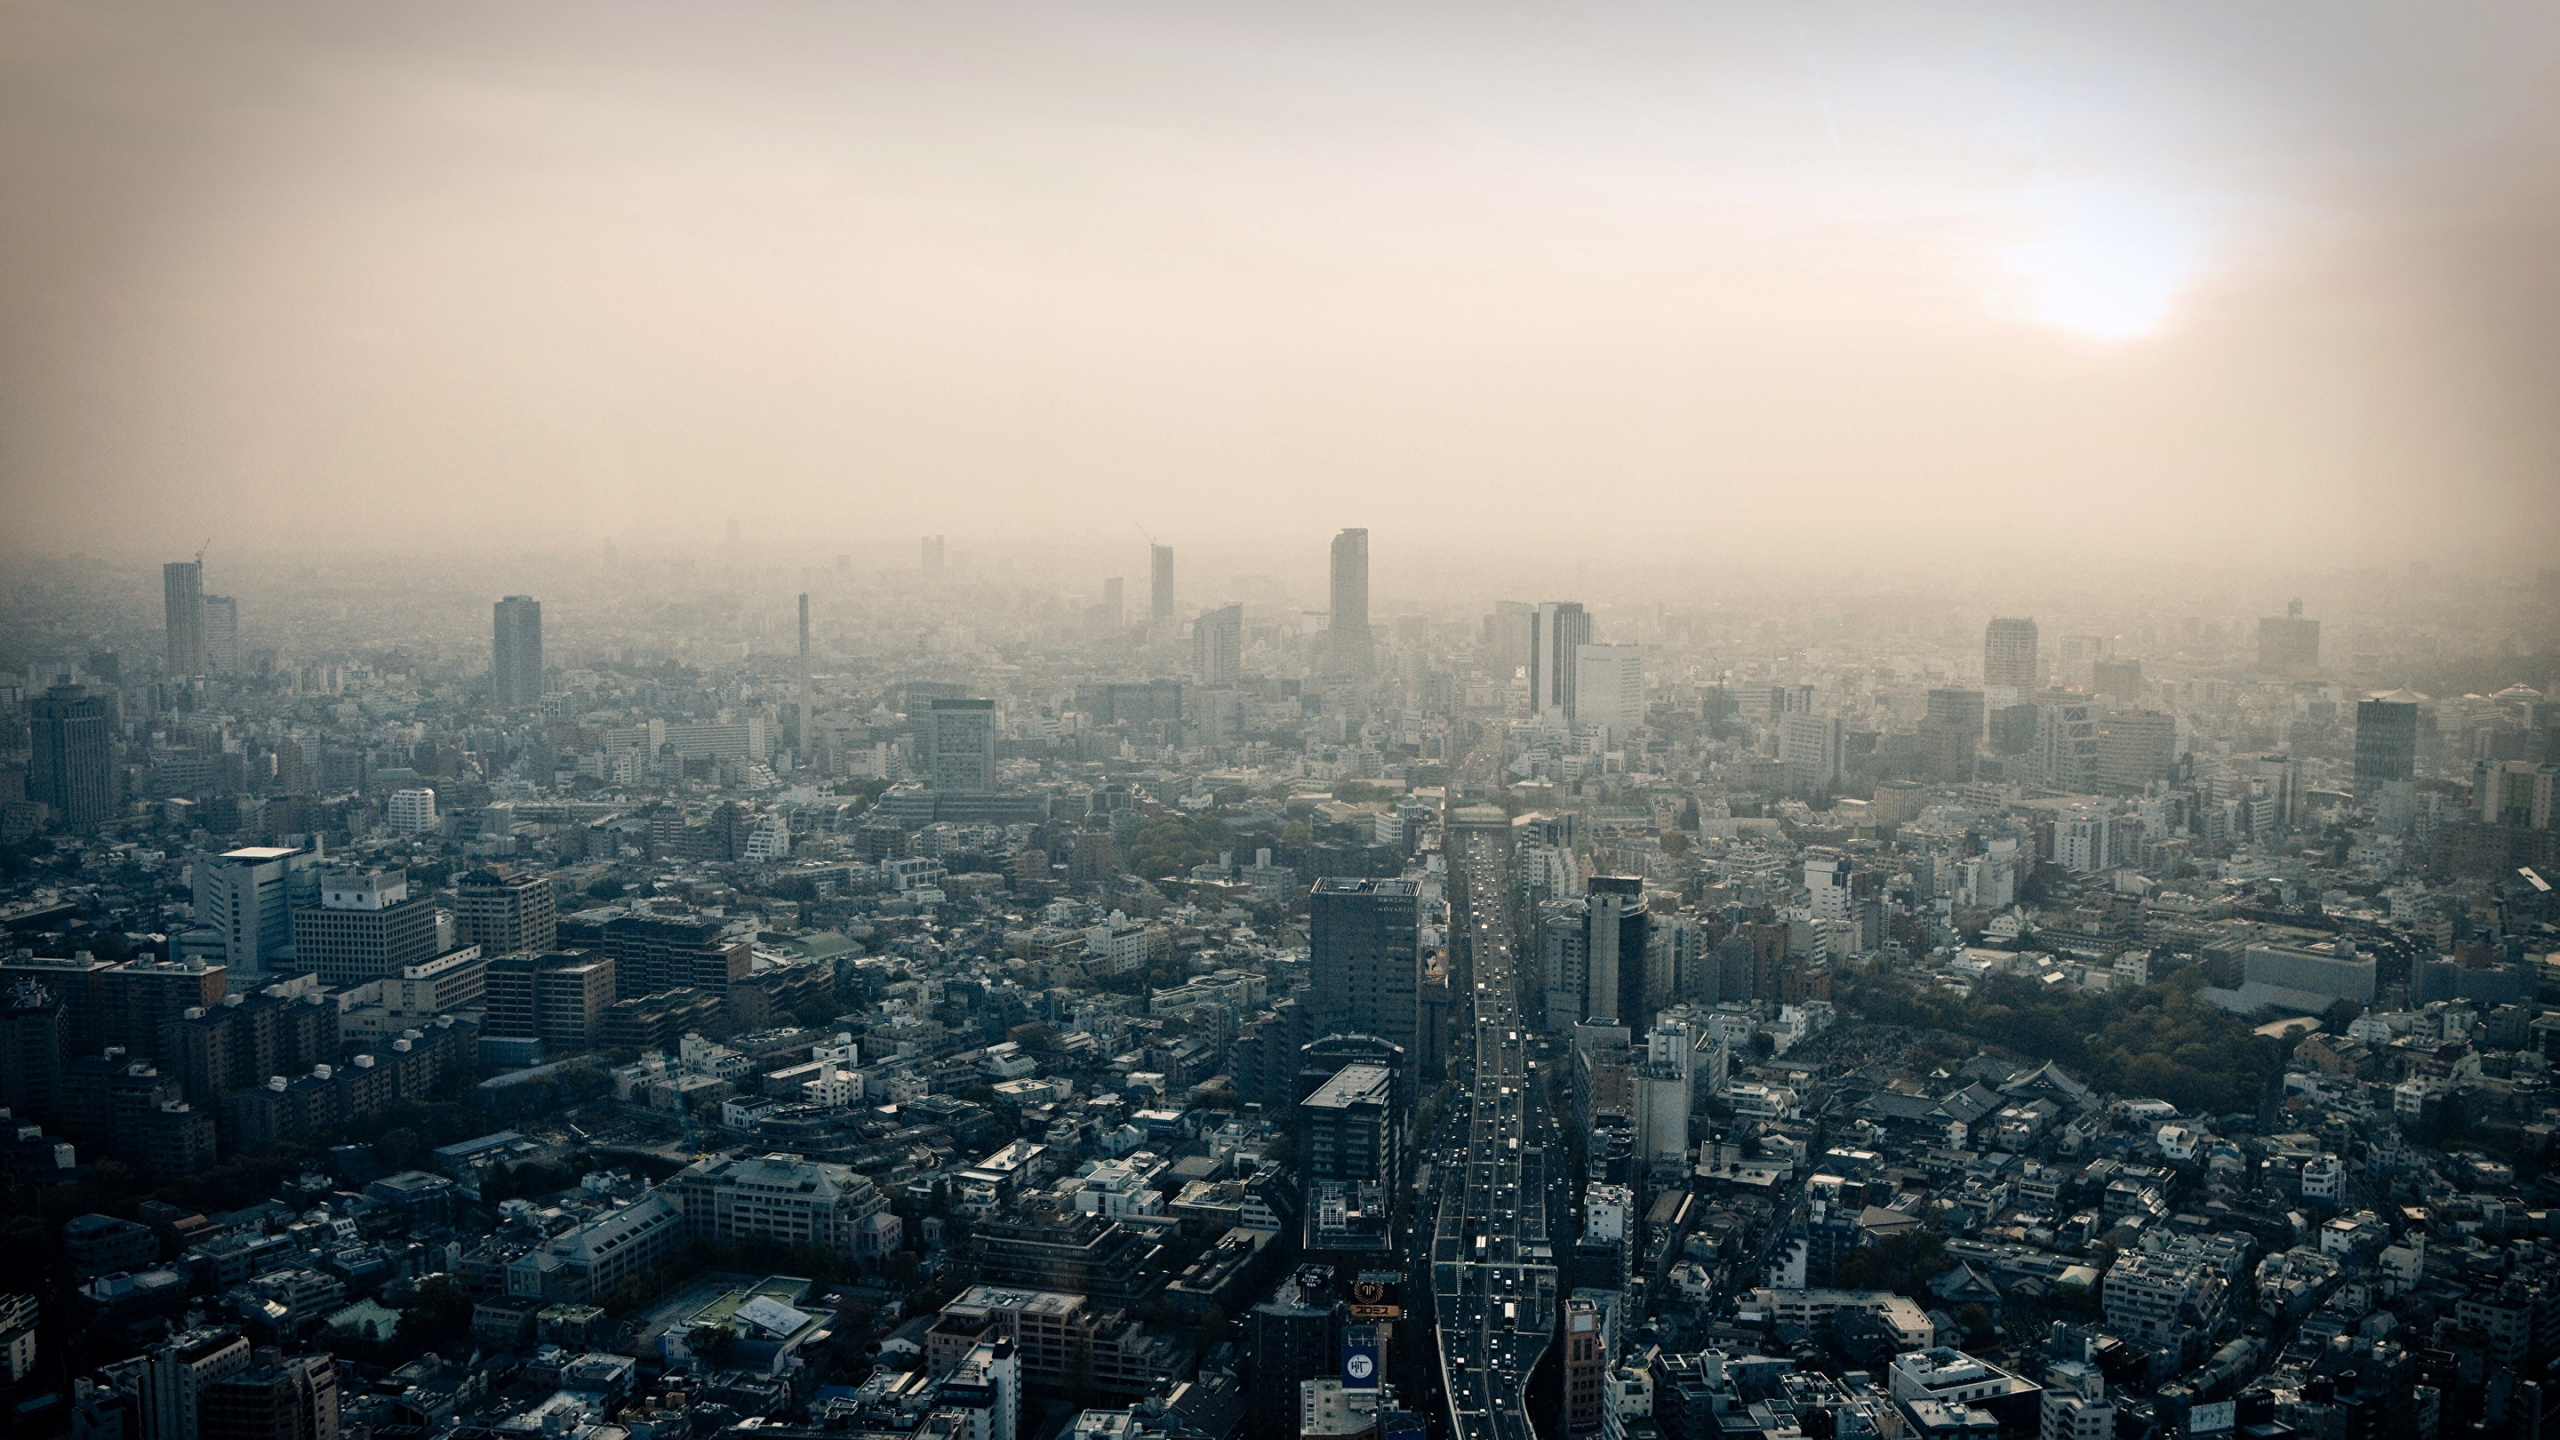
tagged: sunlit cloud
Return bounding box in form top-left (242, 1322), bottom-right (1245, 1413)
top-left (2000, 182), bottom-right (2205, 341)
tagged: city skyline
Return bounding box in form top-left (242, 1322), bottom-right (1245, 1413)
top-left (4, 2), bottom-right (2558, 562)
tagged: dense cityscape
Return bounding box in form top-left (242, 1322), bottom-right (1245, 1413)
top-left (0, 537), bottom-right (2553, 1440)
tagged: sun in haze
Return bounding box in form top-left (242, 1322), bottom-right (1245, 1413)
top-left (2000, 182), bottom-right (2205, 341)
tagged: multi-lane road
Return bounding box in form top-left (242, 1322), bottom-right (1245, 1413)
top-left (1430, 827), bottom-right (1560, 1440)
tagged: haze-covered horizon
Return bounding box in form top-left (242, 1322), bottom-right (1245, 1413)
top-left (6, 0), bottom-right (2559, 562)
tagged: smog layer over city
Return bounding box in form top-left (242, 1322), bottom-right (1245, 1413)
top-left (2, 5), bottom-right (2559, 1440)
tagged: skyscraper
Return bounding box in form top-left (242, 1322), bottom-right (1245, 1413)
top-left (28, 685), bottom-right (114, 832)
top-left (1194, 603), bottom-right (1243, 688)
top-left (491, 595), bottom-right (543, 706)
top-left (163, 561), bottom-right (205, 677)
top-left (1983, 617), bottom-right (2040, 691)
top-left (1150, 544), bottom-right (1175, 630)
top-left (1529, 602), bottom-right (1592, 719)
top-left (1308, 878), bottom-right (1421, 1065)
top-left (1102, 576), bottom-right (1124, 628)
top-left (201, 595), bottom-right (240, 676)
top-left (921, 535), bottom-right (947, 574)
top-left (2354, 691), bottom-right (2424, 791)
top-left (924, 698), bottom-right (998, 794)
top-left (1574, 644), bottom-right (1645, 734)
top-left (1328, 528), bottom-right (1372, 679)
top-left (786, 592), bottom-right (811, 754)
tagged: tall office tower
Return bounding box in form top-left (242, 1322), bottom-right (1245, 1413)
top-left (491, 595), bottom-right (543, 706)
top-left (454, 865), bottom-right (558, 958)
top-left (289, 868), bottom-right (438, 988)
top-left (1919, 687), bottom-right (1984, 783)
top-left (386, 787), bottom-right (439, 835)
top-left (1489, 600), bottom-right (1534, 673)
top-left (1529, 602), bottom-right (1593, 719)
top-left (1308, 878), bottom-right (1421, 1065)
top-left (1299, 1062), bottom-right (1403, 1228)
top-left (1779, 712), bottom-right (1845, 794)
top-left (28, 685), bottom-right (114, 832)
top-left (163, 561), bottom-right (206, 677)
top-left (1194, 603), bottom-right (1244, 688)
top-left (1983, 617), bottom-right (2041, 691)
top-left (193, 845), bottom-right (321, 971)
top-left (2354, 691), bottom-right (2424, 791)
top-left (199, 1352), bottom-right (338, 1440)
top-left (1149, 544), bottom-right (1176, 630)
top-left (1575, 644), bottom-right (1645, 734)
top-left (2257, 599), bottom-right (2322, 671)
top-left (1327, 528), bottom-right (1373, 679)
top-left (921, 535), bottom-right (947, 574)
top-left (1584, 876), bottom-right (1647, 1027)
top-left (200, 596), bottom-right (240, 676)
top-left (2095, 711), bottom-right (2178, 791)
top-left (2033, 697), bottom-right (2100, 791)
top-left (1102, 577), bottom-right (1124, 627)
top-left (786, 592), bottom-right (811, 753)
top-left (138, 1327), bottom-right (253, 1440)
top-left (0, 979), bottom-right (67, 1120)
top-left (924, 698), bottom-right (998, 794)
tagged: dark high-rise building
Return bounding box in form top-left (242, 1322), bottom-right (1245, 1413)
top-left (1529, 601), bottom-right (1592, 719)
top-left (924, 698), bottom-right (998, 795)
top-left (453, 865), bottom-right (557, 958)
top-left (164, 561), bottom-right (205, 677)
top-left (1328, 528), bottom-right (1372, 679)
top-left (1307, 878), bottom-right (1420, 1067)
top-left (0, 979), bottom-right (67, 1121)
top-left (1984, 617), bottom-right (2040, 690)
top-left (1918, 687), bottom-right (1986, 784)
top-left (165, 990), bottom-right (340, 1107)
top-left (1149, 544), bottom-right (1175, 629)
top-left (2257, 599), bottom-right (2321, 671)
top-left (1299, 1060), bottom-right (1400, 1194)
top-left (2355, 691), bottom-right (2424, 791)
top-left (199, 1351), bottom-right (338, 1440)
top-left (483, 951), bottom-right (616, 1048)
top-left (1247, 1267), bottom-right (1338, 1440)
top-left (491, 595), bottom-right (543, 706)
top-left (28, 685), bottom-right (114, 832)
top-left (288, 870), bottom-right (438, 988)
top-left (556, 911), bottom-right (749, 999)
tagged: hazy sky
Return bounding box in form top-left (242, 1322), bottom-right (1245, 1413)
top-left (4, 0), bottom-right (2556, 564)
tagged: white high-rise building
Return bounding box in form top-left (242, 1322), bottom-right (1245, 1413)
top-left (939, 1336), bottom-right (1020, 1440)
top-left (201, 595), bottom-right (240, 676)
top-left (386, 788), bottom-right (439, 835)
top-left (193, 844), bottom-right (321, 969)
top-left (1779, 713), bottom-right (1844, 793)
top-left (1575, 643), bottom-right (1645, 735)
